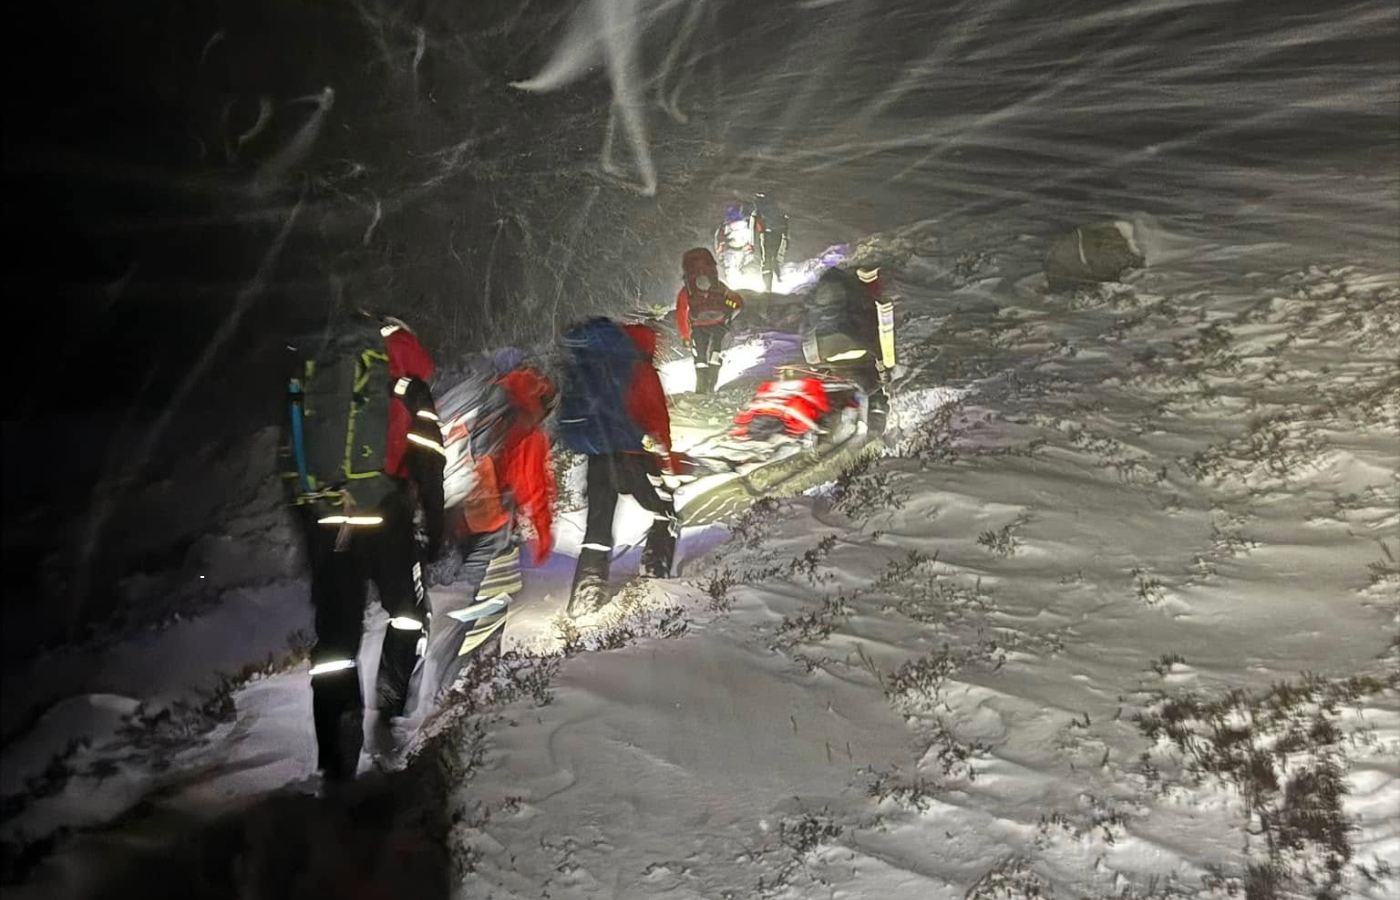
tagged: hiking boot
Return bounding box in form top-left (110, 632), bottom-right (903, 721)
top-left (318, 710), bottom-right (363, 783)
top-left (567, 577), bottom-right (609, 618)
top-left (640, 530), bottom-right (675, 579)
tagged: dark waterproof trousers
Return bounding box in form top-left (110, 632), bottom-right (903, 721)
top-left (419, 524), bottom-right (514, 706)
top-left (756, 229), bottom-right (787, 292)
top-left (833, 357), bottom-right (889, 436)
top-left (691, 324), bottom-right (727, 395)
top-left (306, 492), bottom-right (429, 781)
top-left (573, 452), bottom-right (679, 598)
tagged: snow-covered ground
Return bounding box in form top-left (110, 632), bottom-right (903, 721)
top-left (435, 221), bottom-right (1400, 898)
top-left (5, 213), bottom-right (1395, 898)
top-left (4, 0), bottom-right (1398, 892)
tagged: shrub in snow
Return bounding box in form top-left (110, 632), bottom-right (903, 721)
top-left (1133, 671), bottom-right (1398, 899)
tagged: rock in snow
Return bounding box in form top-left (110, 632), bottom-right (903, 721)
top-left (1044, 220), bottom-right (1145, 291)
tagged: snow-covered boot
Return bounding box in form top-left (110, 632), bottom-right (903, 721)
top-left (640, 523), bottom-right (676, 578)
top-left (567, 576), bottom-right (609, 618)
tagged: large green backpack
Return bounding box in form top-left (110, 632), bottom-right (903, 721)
top-left (287, 321), bottom-right (397, 519)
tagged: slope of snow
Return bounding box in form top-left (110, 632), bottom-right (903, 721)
top-left (4, 216), bottom-right (1396, 899)
top-left (442, 222), bottom-right (1399, 898)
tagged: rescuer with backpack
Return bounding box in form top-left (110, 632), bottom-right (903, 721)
top-left (676, 248), bottom-right (744, 395)
top-left (749, 192), bottom-right (790, 293)
top-left (557, 318), bottom-right (680, 617)
top-left (424, 349), bottom-right (557, 702)
top-left (801, 266), bottom-right (897, 436)
top-left (283, 312), bottom-right (446, 782)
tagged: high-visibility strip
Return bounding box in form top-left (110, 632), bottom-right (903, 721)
top-left (447, 597), bottom-right (510, 623)
top-left (876, 300), bottom-right (896, 368)
top-left (407, 432), bottom-right (447, 456)
top-left (309, 658), bottom-right (356, 676)
top-left (317, 515), bottom-right (385, 526)
top-left (412, 562), bottom-right (426, 603)
top-left (457, 614), bottom-right (509, 657)
top-left (581, 542), bottom-right (612, 552)
top-left (394, 377), bottom-right (412, 396)
top-left (381, 324), bottom-right (403, 338)
top-left (416, 409), bottom-right (440, 422)
top-left (826, 348), bottom-right (868, 362)
top-left (477, 547), bottom-right (523, 599)
top-left (389, 616), bottom-right (424, 631)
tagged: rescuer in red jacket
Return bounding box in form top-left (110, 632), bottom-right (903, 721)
top-left (421, 356), bottom-right (558, 705)
top-left (566, 322), bottom-right (681, 617)
top-left (675, 248), bottom-right (743, 395)
top-left (285, 313), bottom-right (446, 783)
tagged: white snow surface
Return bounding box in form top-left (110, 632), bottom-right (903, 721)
top-left (445, 221), bottom-right (1400, 897)
top-left (6, 215), bottom-right (1397, 898)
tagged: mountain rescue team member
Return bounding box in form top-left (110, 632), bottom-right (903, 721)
top-left (713, 203), bottom-right (754, 285)
top-left (845, 264), bottom-right (901, 436)
top-left (854, 266), bottom-right (897, 435)
top-left (286, 314), bottom-right (446, 783)
top-left (424, 355), bottom-right (558, 703)
top-left (558, 319), bottom-right (680, 618)
top-left (676, 248), bottom-right (743, 395)
top-left (749, 192), bottom-right (790, 292)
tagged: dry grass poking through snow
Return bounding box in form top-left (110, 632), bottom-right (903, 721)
top-left (1133, 671), bottom-right (1400, 899)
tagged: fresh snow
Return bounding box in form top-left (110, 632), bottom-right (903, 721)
top-left (4, 220), bottom-right (1397, 899)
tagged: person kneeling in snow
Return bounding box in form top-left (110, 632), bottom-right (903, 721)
top-left (424, 350), bottom-right (557, 703)
top-left (558, 319), bottom-right (681, 618)
top-left (732, 377), bottom-right (835, 442)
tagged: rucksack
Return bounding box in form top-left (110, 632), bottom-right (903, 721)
top-left (556, 319), bottom-right (643, 455)
top-left (802, 268), bottom-right (871, 365)
top-left (437, 355), bottom-right (512, 510)
top-left (752, 194), bottom-right (784, 232)
top-left (287, 320), bottom-right (398, 517)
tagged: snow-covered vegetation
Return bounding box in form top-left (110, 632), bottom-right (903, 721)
top-left (3, 0), bottom-right (1396, 897)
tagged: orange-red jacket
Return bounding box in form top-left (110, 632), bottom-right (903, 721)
top-left (733, 378), bottom-right (832, 438)
top-left (675, 284), bottom-right (743, 340)
top-left (621, 325), bottom-right (673, 458)
top-left (383, 327), bottom-right (437, 480)
top-left (464, 367), bottom-right (558, 563)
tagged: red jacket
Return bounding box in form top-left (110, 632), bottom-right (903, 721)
top-left (733, 378), bottom-right (832, 438)
top-left (383, 327), bottom-right (436, 479)
top-left (497, 368), bottom-right (557, 562)
top-left (621, 325), bottom-right (675, 462)
top-left (676, 247), bottom-right (743, 340)
top-left (675, 284), bottom-right (744, 340)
